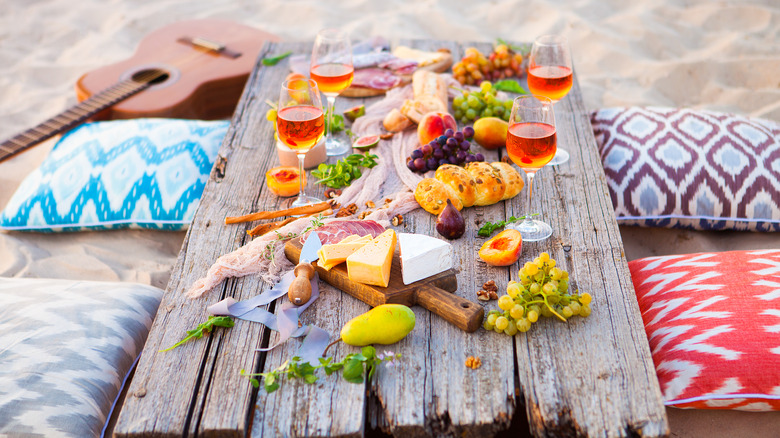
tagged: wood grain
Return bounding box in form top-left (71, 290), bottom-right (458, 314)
top-left (114, 40), bottom-right (669, 438)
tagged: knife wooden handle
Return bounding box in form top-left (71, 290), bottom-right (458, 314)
top-left (415, 283), bottom-right (484, 332)
top-left (288, 263), bottom-right (315, 306)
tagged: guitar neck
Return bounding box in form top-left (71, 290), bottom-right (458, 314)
top-left (0, 78), bottom-right (151, 163)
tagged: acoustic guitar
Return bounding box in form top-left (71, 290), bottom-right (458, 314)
top-left (0, 19), bottom-right (279, 163)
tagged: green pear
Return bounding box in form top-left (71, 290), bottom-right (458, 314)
top-left (340, 304), bottom-right (416, 346)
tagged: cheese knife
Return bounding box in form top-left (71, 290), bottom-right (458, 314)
top-left (288, 232), bottom-right (322, 306)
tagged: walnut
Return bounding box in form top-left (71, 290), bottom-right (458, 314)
top-left (391, 214), bottom-right (403, 227)
top-left (384, 198), bottom-right (393, 205)
top-left (324, 188), bottom-right (342, 199)
top-left (488, 290), bottom-right (498, 300)
top-left (365, 200), bottom-right (376, 209)
top-left (465, 356), bottom-right (482, 370)
top-left (501, 155), bottom-right (511, 164)
top-left (358, 210), bottom-right (372, 220)
top-left (482, 280), bottom-right (499, 293)
top-left (476, 290), bottom-right (491, 301)
top-left (335, 203), bottom-right (358, 218)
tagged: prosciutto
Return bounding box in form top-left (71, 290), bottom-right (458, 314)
top-left (300, 220), bottom-right (385, 245)
top-left (351, 68), bottom-right (402, 90)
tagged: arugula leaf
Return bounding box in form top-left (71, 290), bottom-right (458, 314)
top-left (159, 316), bottom-right (234, 352)
top-left (477, 214), bottom-right (538, 237)
top-left (494, 80), bottom-right (527, 94)
top-left (261, 51), bottom-right (292, 66)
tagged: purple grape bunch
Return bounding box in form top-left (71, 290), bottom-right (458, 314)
top-left (406, 126), bottom-right (484, 173)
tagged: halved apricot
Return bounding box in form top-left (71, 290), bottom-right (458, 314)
top-left (266, 166), bottom-right (304, 197)
top-left (478, 229), bottom-right (523, 266)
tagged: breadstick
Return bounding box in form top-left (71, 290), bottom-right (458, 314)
top-left (247, 209), bottom-right (333, 237)
top-left (225, 202), bottom-right (330, 224)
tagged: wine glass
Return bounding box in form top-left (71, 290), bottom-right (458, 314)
top-left (527, 34), bottom-right (572, 166)
top-left (310, 28), bottom-right (354, 156)
top-left (505, 95), bottom-right (557, 242)
top-left (276, 78), bottom-right (325, 207)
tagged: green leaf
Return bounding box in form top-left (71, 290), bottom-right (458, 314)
top-left (361, 346), bottom-right (376, 359)
top-left (342, 358), bottom-right (365, 383)
top-left (494, 80), bottom-right (526, 94)
top-left (304, 373), bottom-right (319, 384)
top-left (261, 51), bottom-right (292, 66)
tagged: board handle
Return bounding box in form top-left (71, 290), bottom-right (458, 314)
top-left (415, 284), bottom-right (484, 332)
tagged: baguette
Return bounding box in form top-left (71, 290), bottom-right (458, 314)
top-left (400, 70), bottom-right (449, 124)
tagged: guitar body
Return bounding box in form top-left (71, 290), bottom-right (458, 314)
top-left (75, 19), bottom-right (279, 120)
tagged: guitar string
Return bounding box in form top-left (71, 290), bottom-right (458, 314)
top-left (1, 43), bottom-right (232, 158)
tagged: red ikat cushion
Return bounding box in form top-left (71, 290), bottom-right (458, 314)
top-left (628, 249), bottom-right (780, 410)
top-left (591, 107), bottom-right (780, 231)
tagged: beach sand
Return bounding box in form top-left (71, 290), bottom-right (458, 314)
top-left (1, 0), bottom-right (779, 435)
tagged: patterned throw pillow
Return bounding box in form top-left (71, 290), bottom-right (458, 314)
top-left (628, 250), bottom-right (780, 411)
top-left (0, 118), bottom-right (228, 232)
top-left (591, 107), bottom-right (780, 231)
top-left (0, 278), bottom-right (163, 437)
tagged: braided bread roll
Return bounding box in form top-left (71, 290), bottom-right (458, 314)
top-left (414, 162), bottom-right (525, 214)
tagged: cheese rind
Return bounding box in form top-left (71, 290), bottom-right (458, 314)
top-left (347, 229), bottom-right (396, 288)
top-left (398, 233), bottom-right (453, 285)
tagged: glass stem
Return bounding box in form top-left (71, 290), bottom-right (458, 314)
top-left (297, 153), bottom-right (306, 200)
top-left (523, 170), bottom-right (537, 226)
top-left (325, 95), bottom-right (336, 141)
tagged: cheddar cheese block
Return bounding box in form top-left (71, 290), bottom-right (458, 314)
top-left (317, 235), bottom-right (372, 271)
top-left (346, 229), bottom-right (397, 288)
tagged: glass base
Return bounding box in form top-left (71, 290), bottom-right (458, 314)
top-left (290, 194), bottom-right (323, 208)
top-left (325, 136), bottom-right (351, 156)
top-left (546, 148), bottom-right (570, 166)
top-left (507, 219), bottom-right (553, 242)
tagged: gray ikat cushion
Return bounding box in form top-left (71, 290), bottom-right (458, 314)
top-left (0, 278), bottom-right (163, 437)
top-left (591, 107), bottom-right (780, 231)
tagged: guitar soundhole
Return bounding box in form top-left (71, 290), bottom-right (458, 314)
top-left (131, 69), bottom-right (170, 85)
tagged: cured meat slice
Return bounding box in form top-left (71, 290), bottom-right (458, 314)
top-left (377, 58), bottom-right (418, 75)
top-left (300, 220), bottom-right (385, 245)
top-left (351, 68), bottom-right (402, 91)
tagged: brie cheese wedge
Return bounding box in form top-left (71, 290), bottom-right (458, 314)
top-left (397, 233), bottom-right (453, 285)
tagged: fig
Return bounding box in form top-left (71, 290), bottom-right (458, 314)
top-left (343, 104), bottom-right (366, 122)
top-left (436, 199), bottom-right (466, 240)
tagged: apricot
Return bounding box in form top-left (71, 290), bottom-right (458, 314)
top-left (473, 117), bottom-right (509, 150)
top-left (478, 229), bottom-right (522, 266)
top-left (417, 111), bottom-right (457, 146)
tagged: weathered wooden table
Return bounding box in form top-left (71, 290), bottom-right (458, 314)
top-left (115, 40), bottom-right (669, 437)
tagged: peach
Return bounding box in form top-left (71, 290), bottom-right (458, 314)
top-left (478, 229), bottom-right (523, 266)
top-left (473, 117), bottom-right (509, 150)
top-left (417, 111), bottom-right (457, 146)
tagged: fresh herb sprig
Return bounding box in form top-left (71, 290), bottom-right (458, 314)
top-left (261, 51), bottom-right (292, 66)
top-left (326, 109), bottom-right (344, 134)
top-left (496, 38), bottom-right (530, 56)
top-left (262, 214), bottom-right (325, 265)
top-left (240, 346), bottom-right (401, 393)
top-left (477, 214), bottom-right (539, 237)
top-left (159, 316), bottom-right (234, 352)
top-left (311, 153), bottom-right (378, 189)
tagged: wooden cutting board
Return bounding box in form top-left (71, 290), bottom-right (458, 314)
top-left (284, 238), bottom-right (483, 332)
top-left (340, 52), bottom-right (454, 98)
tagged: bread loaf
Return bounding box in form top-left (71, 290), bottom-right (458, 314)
top-left (414, 162), bottom-right (524, 214)
top-left (400, 71), bottom-right (448, 123)
top-left (491, 162), bottom-right (525, 200)
top-left (414, 178), bottom-right (464, 214)
top-left (464, 162), bottom-right (506, 206)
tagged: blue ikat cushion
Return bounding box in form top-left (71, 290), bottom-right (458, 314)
top-left (0, 118), bottom-right (228, 232)
top-left (591, 107), bottom-right (780, 231)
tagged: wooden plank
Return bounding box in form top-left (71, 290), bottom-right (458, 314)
top-left (251, 41), bottom-right (369, 438)
top-left (510, 64), bottom-right (669, 436)
top-left (368, 40), bottom-right (518, 437)
top-left (114, 42), bottom-right (284, 437)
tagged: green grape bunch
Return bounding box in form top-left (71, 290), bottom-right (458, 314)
top-left (452, 81), bottom-right (513, 126)
top-left (483, 252), bottom-right (593, 335)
